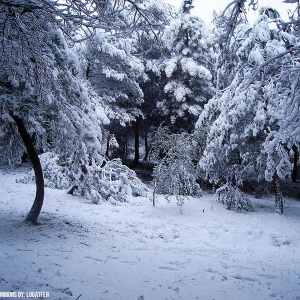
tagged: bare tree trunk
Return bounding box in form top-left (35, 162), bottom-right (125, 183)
top-left (143, 132), bottom-right (149, 161)
top-left (85, 59), bottom-right (91, 79)
top-left (129, 118), bottom-right (140, 169)
top-left (273, 172), bottom-right (283, 215)
top-left (11, 114), bottom-right (44, 224)
top-left (106, 135), bottom-right (110, 158)
top-left (292, 145), bottom-right (298, 183)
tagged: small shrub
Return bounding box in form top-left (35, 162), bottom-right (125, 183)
top-left (215, 184), bottom-right (253, 211)
top-left (151, 127), bottom-right (202, 212)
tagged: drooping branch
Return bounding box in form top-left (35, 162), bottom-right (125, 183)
top-left (0, 0), bottom-right (164, 40)
top-left (240, 45), bottom-right (300, 90)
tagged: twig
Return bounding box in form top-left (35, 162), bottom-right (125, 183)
top-left (104, 255), bottom-right (111, 263)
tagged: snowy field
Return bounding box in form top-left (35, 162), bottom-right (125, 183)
top-left (1, 166), bottom-right (300, 300)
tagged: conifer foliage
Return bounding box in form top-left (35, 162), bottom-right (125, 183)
top-left (158, 0), bottom-right (214, 132)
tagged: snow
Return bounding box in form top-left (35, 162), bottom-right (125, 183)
top-left (249, 49), bottom-right (265, 65)
top-left (1, 166), bottom-right (300, 300)
top-left (181, 58), bottom-right (212, 80)
top-left (102, 67), bottom-right (126, 81)
top-left (165, 57), bottom-right (178, 78)
top-left (164, 81), bottom-right (192, 103)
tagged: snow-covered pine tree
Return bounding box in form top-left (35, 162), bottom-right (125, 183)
top-left (196, 6), bottom-right (298, 213)
top-left (0, 3), bottom-right (110, 223)
top-left (158, 0), bottom-right (215, 133)
top-left (79, 31), bottom-right (146, 165)
top-left (136, 0), bottom-right (175, 162)
top-left (79, 0), bottom-right (171, 165)
top-left (261, 2), bottom-right (300, 206)
top-left (0, 0), bottom-right (164, 223)
top-left (82, 33), bottom-right (146, 127)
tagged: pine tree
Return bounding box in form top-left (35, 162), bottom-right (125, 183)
top-left (0, 0), bottom-right (163, 223)
top-left (158, 0), bottom-right (215, 133)
top-left (0, 6), bottom-right (109, 223)
top-left (197, 6), bottom-right (298, 214)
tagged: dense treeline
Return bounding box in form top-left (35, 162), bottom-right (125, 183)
top-left (0, 0), bottom-right (299, 223)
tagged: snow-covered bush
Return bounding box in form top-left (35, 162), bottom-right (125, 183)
top-left (151, 127), bottom-right (202, 211)
top-left (72, 158), bottom-right (150, 204)
top-left (19, 152), bottom-right (150, 204)
top-left (215, 184), bottom-right (253, 211)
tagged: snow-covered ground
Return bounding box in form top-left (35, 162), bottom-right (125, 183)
top-left (1, 166), bottom-right (300, 300)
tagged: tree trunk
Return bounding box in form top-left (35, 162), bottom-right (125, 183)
top-left (143, 132), bottom-right (149, 161)
top-left (273, 172), bottom-right (283, 215)
top-left (129, 118), bottom-right (140, 169)
top-left (292, 145), bottom-right (298, 183)
top-left (85, 60), bottom-right (91, 79)
top-left (106, 135), bottom-right (110, 158)
top-left (11, 114), bottom-right (44, 224)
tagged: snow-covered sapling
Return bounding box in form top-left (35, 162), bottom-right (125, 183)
top-left (151, 126), bottom-right (202, 212)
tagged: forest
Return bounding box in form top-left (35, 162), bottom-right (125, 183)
top-left (1, 0), bottom-right (300, 299)
top-left (1, 0), bottom-right (299, 221)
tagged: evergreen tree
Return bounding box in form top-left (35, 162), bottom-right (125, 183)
top-left (136, 0), bottom-right (174, 161)
top-left (0, 5), bottom-right (108, 223)
top-left (82, 32), bottom-right (146, 127)
top-left (197, 6), bottom-right (298, 214)
top-left (158, 0), bottom-right (215, 133)
top-left (0, 0), bottom-right (164, 223)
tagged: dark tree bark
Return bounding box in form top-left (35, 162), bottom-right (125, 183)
top-left (292, 145), bottom-right (298, 183)
top-left (129, 118), bottom-right (140, 169)
top-left (273, 172), bottom-right (283, 215)
top-left (143, 132), bottom-right (149, 161)
top-left (106, 135), bottom-right (110, 158)
top-left (85, 60), bottom-right (91, 79)
top-left (11, 114), bottom-right (44, 224)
